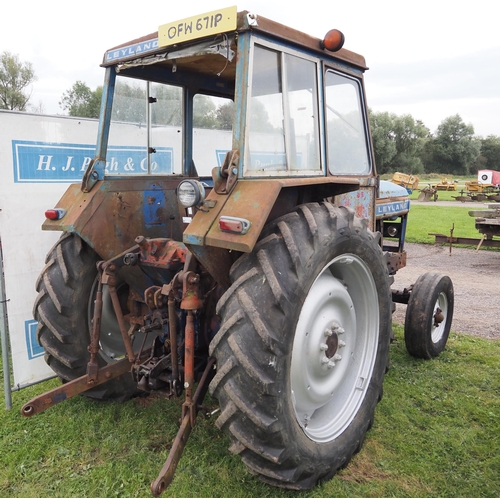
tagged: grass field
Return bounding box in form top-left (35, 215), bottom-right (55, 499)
top-left (1, 325), bottom-right (499, 497)
top-left (394, 173), bottom-right (499, 245)
top-left (0, 327), bottom-right (500, 498)
top-left (406, 205), bottom-right (480, 244)
top-left (1, 180), bottom-right (499, 497)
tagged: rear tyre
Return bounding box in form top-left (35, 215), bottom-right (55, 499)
top-left (33, 232), bottom-right (141, 400)
top-left (209, 202), bottom-right (392, 489)
top-left (404, 272), bottom-right (454, 359)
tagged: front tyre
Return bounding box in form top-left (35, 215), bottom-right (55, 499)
top-left (404, 272), bottom-right (454, 359)
top-left (209, 202), bottom-right (392, 489)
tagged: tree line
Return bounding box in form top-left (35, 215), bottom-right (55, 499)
top-left (2, 51), bottom-right (499, 175)
top-left (369, 110), bottom-right (500, 176)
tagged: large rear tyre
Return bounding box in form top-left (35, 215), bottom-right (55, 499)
top-left (209, 202), bottom-right (392, 489)
top-left (404, 272), bottom-right (454, 359)
top-left (33, 232), bottom-right (141, 400)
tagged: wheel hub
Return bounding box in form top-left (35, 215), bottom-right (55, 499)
top-left (325, 328), bottom-right (339, 358)
top-left (319, 323), bottom-right (346, 369)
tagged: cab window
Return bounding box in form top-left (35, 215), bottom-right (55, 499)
top-left (246, 44), bottom-right (321, 175)
top-left (325, 70), bottom-right (371, 175)
top-left (107, 77), bottom-right (183, 175)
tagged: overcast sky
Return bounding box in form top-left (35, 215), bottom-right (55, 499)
top-left (2, 0), bottom-right (499, 137)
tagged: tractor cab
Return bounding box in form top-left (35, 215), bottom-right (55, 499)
top-left (43, 8), bottom-right (381, 271)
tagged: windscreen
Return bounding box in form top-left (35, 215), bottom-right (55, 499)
top-left (106, 76), bottom-right (234, 177)
top-left (107, 77), bottom-right (183, 175)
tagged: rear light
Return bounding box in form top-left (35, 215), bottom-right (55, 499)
top-left (45, 208), bottom-right (66, 220)
top-left (219, 216), bottom-right (251, 235)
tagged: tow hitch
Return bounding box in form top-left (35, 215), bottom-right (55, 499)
top-left (22, 249), bottom-right (216, 496)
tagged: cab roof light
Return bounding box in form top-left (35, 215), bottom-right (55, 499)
top-left (321, 29), bottom-right (345, 52)
top-left (45, 208), bottom-right (66, 220)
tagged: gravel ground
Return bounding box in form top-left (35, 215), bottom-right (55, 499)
top-left (391, 242), bottom-right (499, 341)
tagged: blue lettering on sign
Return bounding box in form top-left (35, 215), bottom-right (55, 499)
top-left (105, 38), bottom-right (159, 62)
top-left (25, 320), bottom-right (44, 360)
top-left (250, 152), bottom-right (287, 169)
top-left (12, 141), bottom-right (173, 182)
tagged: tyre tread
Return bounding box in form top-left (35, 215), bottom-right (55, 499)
top-left (210, 202), bottom-right (392, 489)
top-left (33, 232), bottom-right (140, 400)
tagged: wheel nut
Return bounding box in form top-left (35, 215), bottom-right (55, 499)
top-left (330, 322), bottom-right (345, 334)
top-left (320, 343), bottom-right (328, 351)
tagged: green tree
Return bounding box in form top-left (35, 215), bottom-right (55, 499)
top-left (391, 115), bottom-right (429, 174)
top-left (151, 83), bottom-right (182, 126)
top-left (368, 110), bottom-right (429, 175)
top-left (193, 94), bottom-right (218, 128)
top-left (0, 51), bottom-right (36, 110)
top-left (478, 135), bottom-right (500, 171)
top-left (368, 110), bottom-right (397, 174)
top-left (60, 81), bottom-right (102, 118)
top-left (431, 114), bottom-right (481, 175)
top-left (215, 101), bottom-right (234, 130)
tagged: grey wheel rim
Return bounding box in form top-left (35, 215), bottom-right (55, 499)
top-left (291, 254), bottom-right (379, 443)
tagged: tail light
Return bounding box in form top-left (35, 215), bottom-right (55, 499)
top-left (45, 209), bottom-right (66, 220)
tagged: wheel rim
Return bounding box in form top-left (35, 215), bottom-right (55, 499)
top-left (291, 253), bottom-right (379, 443)
top-left (431, 291), bottom-right (448, 344)
top-left (88, 278), bottom-right (147, 363)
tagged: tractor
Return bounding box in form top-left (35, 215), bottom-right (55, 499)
top-left (22, 8), bottom-right (454, 495)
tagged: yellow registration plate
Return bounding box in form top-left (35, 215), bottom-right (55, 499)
top-left (159, 6), bottom-right (237, 47)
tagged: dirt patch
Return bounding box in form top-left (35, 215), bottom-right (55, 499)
top-left (392, 243), bottom-right (499, 341)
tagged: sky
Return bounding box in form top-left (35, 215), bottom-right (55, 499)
top-left (1, 0), bottom-right (499, 137)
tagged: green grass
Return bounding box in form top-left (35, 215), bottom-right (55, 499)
top-left (1, 325), bottom-right (499, 497)
top-left (405, 205), bottom-right (480, 244)
top-left (383, 172), bottom-right (499, 244)
top-left (408, 188), bottom-right (485, 202)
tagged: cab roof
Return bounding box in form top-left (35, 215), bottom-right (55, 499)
top-left (102, 9), bottom-right (367, 71)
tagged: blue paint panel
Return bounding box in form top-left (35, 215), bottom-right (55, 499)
top-left (12, 140), bottom-right (173, 183)
top-left (25, 320), bottom-right (44, 360)
top-left (144, 189), bottom-right (167, 228)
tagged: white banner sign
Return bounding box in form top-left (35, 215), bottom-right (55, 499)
top-left (0, 111), bottom-right (100, 387)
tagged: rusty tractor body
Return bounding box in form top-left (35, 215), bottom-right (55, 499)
top-left (23, 8), bottom-right (454, 495)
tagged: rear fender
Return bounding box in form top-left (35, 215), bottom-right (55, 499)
top-left (42, 179), bottom-right (185, 260)
top-left (184, 176), bottom-right (362, 254)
